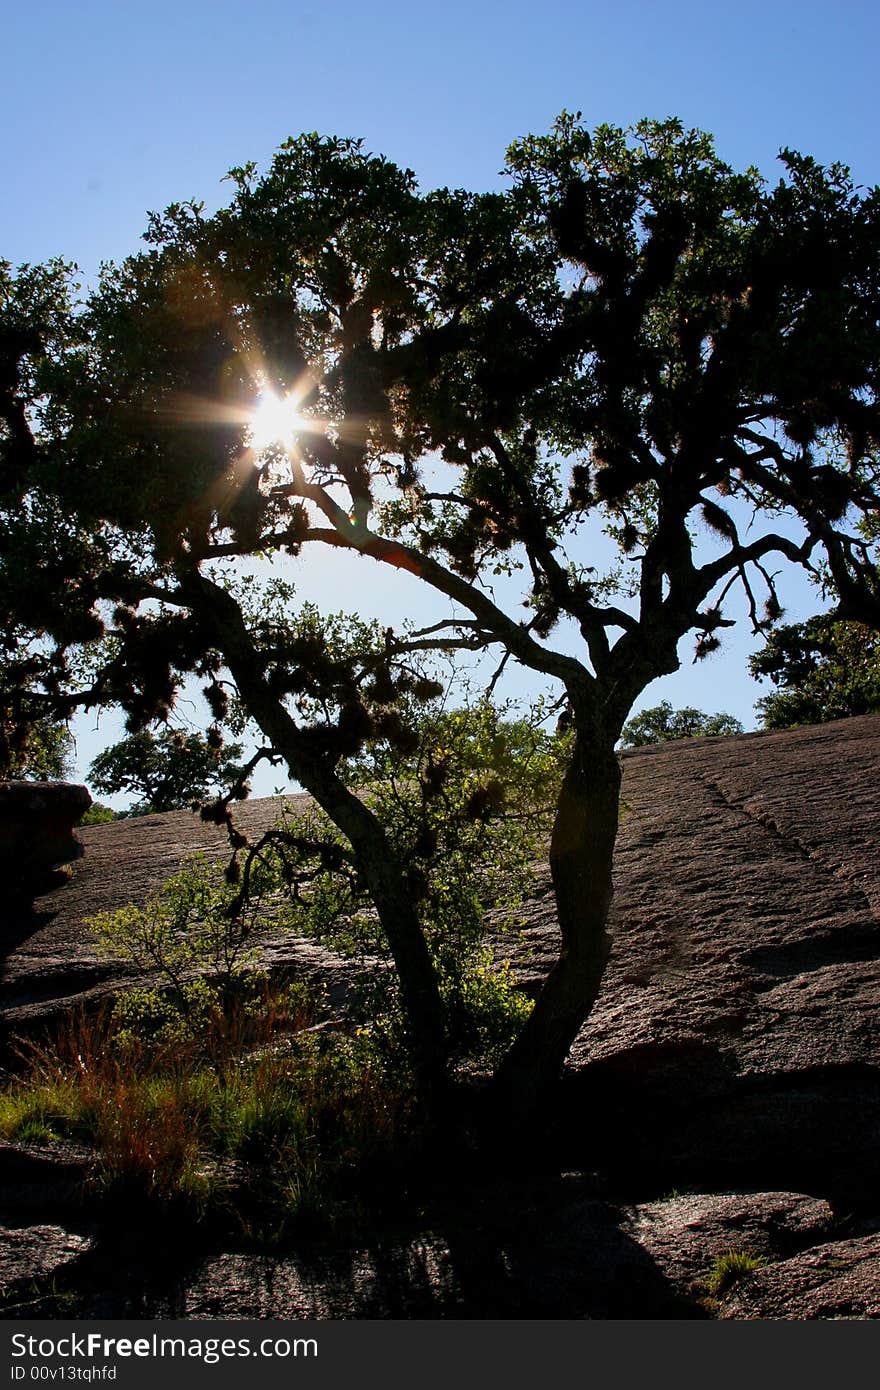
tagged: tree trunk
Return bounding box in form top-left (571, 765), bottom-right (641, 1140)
top-left (298, 765), bottom-right (452, 1111)
top-left (186, 574), bottom-right (450, 1112)
top-left (491, 732), bottom-right (620, 1124)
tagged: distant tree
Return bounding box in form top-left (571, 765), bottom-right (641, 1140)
top-left (750, 617), bottom-right (880, 728)
top-left (88, 729), bottom-right (245, 815)
top-left (78, 801), bottom-right (117, 825)
top-left (620, 701), bottom-right (743, 747)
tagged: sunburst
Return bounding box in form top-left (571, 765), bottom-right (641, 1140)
top-left (247, 387), bottom-right (309, 454)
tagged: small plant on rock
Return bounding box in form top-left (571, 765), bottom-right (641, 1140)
top-left (705, 1249), bottom-right (768, 1297)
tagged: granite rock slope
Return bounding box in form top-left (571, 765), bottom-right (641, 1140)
top-left (1, 715), bottom-right (878, 1318)
top-left (552, 715), bottom-right (880, 1198)
top-left (0, 791), bottom-right (353, 1041)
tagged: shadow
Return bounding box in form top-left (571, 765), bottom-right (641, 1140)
top-left (0, 1158), bottom-right (702, 1320)
top-left (0, 902), bottom-right (58, 964)
top-left (558, 1047), bottom-right (880, 1210)
top-left (6, 1047), bottom-right (880, 1320)
top-left (743, 924), bottom-right (880, 983)
top-left (0, 900), bottom-right (119, 1066)
top-left (389, 1172), bottom-right (703, 1318)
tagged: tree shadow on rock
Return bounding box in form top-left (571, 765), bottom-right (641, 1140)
top-left (161, 1174), bottom-right (704, 1319)
top-left (558, 1041), bottom-right (880, 1210)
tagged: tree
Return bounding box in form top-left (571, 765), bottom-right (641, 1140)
top-left (0, 260), bottom-right (89, 782)
top-left (750, 617), bottom-right (880, 728)
top-left (620, 701), bottom-right (743, 747)
top-left (2, 120), bottom-right (879, 1121)
top-left (87, 727), bottom-right (246, 814)
top-left (0, 709), bottom-right (73, 780)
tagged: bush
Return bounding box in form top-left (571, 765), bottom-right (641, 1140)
top-left (78, 802), bottom-right (116, 825)
top-left (89, 854), bottom-right (276, 1046)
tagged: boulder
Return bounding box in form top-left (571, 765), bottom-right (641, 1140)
top-left (719, 1231), bottom-right (880, 1319)
top-left (623, 1190), bottom-right (835, 1291)
top-left (0, 781), bottom-right (91, 904)
top-left (0, 1223), bottom-right (93, 1316)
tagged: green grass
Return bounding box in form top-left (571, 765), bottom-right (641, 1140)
top-left (705, 1249), bottom-right (769, 1297)
top-left (0, 985), bottom-right (413, 1239)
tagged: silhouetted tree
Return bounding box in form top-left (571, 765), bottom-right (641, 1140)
top-left (2, 119), bottom-right (879, 1118)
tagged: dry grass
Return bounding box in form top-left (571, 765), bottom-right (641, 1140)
top-left (0, 983), bottom-right (413, 1237)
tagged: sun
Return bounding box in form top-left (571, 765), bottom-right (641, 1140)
top-left (247, 388), bottom-right (307, 454)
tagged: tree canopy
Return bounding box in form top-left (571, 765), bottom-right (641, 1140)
top-left (87, 727), bottom-right (246, 815)
top-left (620, 701), bottom-right (743, 747)
top-left (2, 116), bottom-right (879, 1119)
top-left (751, 617), bottom-right (880, 728)
top-left (0, 711), bottom-right (72, 780)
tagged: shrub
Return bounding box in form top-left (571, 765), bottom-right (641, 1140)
top-left (79, 802), bottom-right (116, 825)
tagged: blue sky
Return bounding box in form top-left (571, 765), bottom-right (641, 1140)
top-left (6, 1), bottom-right (878, 275)
top-left (4, 0), bottom-right (879, 795)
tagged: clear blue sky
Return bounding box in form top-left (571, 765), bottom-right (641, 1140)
top-left (4, 0), bottom-right (878, 795)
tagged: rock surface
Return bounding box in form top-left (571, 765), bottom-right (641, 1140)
top-left (623, 1190), bottom-right (836, 1290)
top-left (1, 714), bottom-right (878, 1318)
top-left (553, 715), bottom-right (880, 1201)
top-left (717, 1231), bottom-right (880, 1319)
top-left (178, 1186), bottom-right (876, 1321)
top-left (0, 1223), bottom-right (93, 1313)
top-left (4, 1180), bottom-right (871, 1321)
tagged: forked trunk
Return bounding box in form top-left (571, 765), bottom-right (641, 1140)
top-left (491, 734), bottom-right (620, 1124)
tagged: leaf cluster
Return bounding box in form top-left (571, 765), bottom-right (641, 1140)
top-left (750, 616), bottom-right (880, 728)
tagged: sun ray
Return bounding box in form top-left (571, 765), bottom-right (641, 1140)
top-left (156, 363), bottom-right (326, 467)
top-left (247, 387), bottom-right (309, 454)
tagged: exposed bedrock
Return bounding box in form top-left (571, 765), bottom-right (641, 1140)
top-left (1, 717), bottom-right (879, 1317)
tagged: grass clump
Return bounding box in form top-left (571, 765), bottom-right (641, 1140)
top-left (705, 1249), bottom-right (769, 1297)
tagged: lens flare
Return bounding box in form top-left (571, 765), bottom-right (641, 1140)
top-left (248, 389), bottom-right (307, 453)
